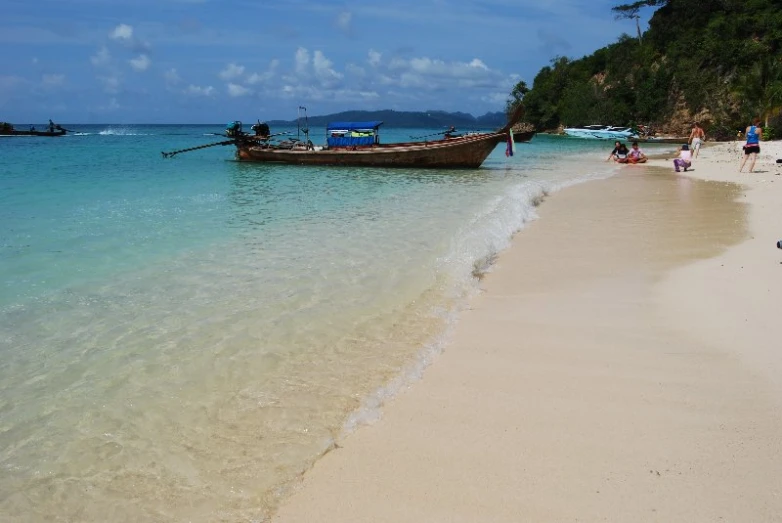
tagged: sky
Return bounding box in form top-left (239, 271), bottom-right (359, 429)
top-left (0, 0), bottom-right (651, 123)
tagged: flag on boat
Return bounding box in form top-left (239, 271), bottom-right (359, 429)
top-left (505, 130), bottom-right (516, 157)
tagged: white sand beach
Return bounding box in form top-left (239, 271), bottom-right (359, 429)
top-left (272, 141), bottom-right (782, 522)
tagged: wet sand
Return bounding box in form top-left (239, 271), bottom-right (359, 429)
top-left (272, 146), bottom-right (782, 522)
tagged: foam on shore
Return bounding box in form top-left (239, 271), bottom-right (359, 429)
top-left (272, 144), bottom-right (782, 523)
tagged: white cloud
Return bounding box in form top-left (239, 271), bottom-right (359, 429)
top-left (336, 11), bottom-right (352, 34)
top-left (246, 59), bottom-right (278, 85)
top-left (312, 50), bottom-right (343, 86)
top-left (98, 74), bottom-right (121, 93)
top-left (221, 46), bottom-right (510, 114)
top-left (278, 83), bottom-right (378, 103)
top-left (0, 75), bottom-right (24, 91)
top-left (164, 68), bottom-right (181, 86)
top-left (186, 84), bottom-right (215, 96)
top-left (286, 48), bottom-right (342, 89)
top-left (485, 91), bottom-right (511, 105)
top-left (227, 83), bottom-right (250, 97)
top-left (468, 58), bottom-right (489, 70)
top-left (397, 72), bottom-right (427, 89)
top-left (368, 49), bottom-right (381, 67)
top-left (42, 74), bottom-right (65, 86)
top-left (294, 47), bottom-right (309, 75)
top-left (219, 63), bottom-right (245, 80)
top-left (107, 23), bottom-right (150, 53)
top-left (384, 56), bottom-right (505, 90)
top-left (246, 72), bottom-right (272, 85)
top-left (129, 54), bottom-right (151, 72)
top-left (345, 63), bottom-right (366, 77)
top-left (91, 46), bottom-right (111, 67)
top-left (110, 24), bottom-right (133, 41)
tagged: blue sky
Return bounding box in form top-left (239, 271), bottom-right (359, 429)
top-left (0, 0), bottom-right (650, 123)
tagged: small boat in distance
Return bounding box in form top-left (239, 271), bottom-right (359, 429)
top-left (563, 124), bottom-right (637, 140)
top-left (162, 105), bottom-right (535, 169)
top-left (1, 120), bottom-right (69, 137)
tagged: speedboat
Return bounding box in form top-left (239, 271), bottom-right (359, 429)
top-left (563, 124), bottom-right (637, 140)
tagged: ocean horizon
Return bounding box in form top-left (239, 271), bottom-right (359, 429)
top-left (0, 126), bottom-right (660, 521)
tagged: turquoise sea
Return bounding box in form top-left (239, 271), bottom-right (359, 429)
top-left (1, 125), bottom-right (650, 522)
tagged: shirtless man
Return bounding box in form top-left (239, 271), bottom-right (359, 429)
top-left (688, 122), bottom-right (705, 159)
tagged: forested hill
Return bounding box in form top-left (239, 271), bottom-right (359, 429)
top-left (268, 110), bottom-right (507, 129)
top-left (509, 0), bottom-right (782, 139)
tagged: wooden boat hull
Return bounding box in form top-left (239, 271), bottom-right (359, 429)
top-left (236, 131), bottom-right (534, 168)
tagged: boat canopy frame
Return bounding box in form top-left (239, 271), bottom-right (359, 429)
top-left (326, 121), bottom-right (383, 148)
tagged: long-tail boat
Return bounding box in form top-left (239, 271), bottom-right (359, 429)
top-left (0, 121), bottom-right (68, 137)
top-left (162, 105), bottom-right (534, 168)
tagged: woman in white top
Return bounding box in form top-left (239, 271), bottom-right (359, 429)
top-left (673, 144), bottom-right (692, 172)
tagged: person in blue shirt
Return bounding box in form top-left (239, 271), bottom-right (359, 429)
top-left (739, 117), bottom-right (762, 173)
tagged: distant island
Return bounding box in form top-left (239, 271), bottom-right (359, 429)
top-left (267, 109), bottom-right (507, 129)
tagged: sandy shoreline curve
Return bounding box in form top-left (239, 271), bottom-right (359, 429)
top-left (272, 141), bottom-right (782, 522)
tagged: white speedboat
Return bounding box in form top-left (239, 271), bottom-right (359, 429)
top-left (563, 125), bottom-right (637, 140)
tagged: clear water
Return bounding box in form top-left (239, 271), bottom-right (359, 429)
top-left (0, 125), bottom-right (648, 521)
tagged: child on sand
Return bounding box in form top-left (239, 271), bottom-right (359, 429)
top-left (673, 144), bottom-right (692, 172)
top-left (626, 142), bottom-right (647, 164)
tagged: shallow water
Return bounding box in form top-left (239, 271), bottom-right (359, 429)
top-left (0, 126), bottom-right (651, 521)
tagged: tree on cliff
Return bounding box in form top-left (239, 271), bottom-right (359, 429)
top-left (510, 0), bottom-right (782, 138)
top-left (734, 56), bottom-right (782, 128)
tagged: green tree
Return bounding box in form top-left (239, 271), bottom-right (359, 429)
top-left (506, 80), bottom-right (529, 116)
top-left (510, 0), bottom-right (782, 135)
top-left (735, 57), bottom-right (782, 127)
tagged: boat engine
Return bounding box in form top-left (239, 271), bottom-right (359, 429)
top-left (225, 121), bottom-right (243, 137)
top-left (251, 121), bottom-right (270, 137)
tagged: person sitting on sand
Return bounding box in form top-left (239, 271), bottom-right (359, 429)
top-left (673, 144), bottom-right (692, 172)
top-left (607, 142), bottom-right (630, 163)
top-left (626, 141), bottom-right (647, 164)
top-left (606, 141), bottom-right (621, 161)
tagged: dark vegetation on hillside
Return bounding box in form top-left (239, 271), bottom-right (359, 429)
top-left (268, 110), bottom-right (507, 129)
top-left (507, 0), bottom-right (782, 139)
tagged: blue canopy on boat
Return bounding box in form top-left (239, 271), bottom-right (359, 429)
top-left (326, 121), bottom-right (383, 131)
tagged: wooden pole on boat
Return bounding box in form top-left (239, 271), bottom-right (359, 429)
top-left (161, 139), bottom-right (236, 158)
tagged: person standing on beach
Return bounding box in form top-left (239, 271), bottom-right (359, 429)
top-left (688, 122), bottom-right (705, 159)
top-left (739, 117), bottom-right (762, 173)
